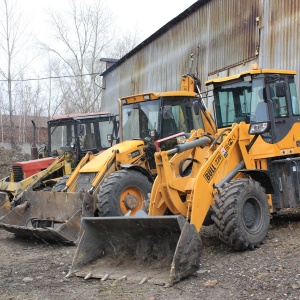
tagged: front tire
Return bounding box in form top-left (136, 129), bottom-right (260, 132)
top-left (211, 178), bottom-right (270, 251)
top-left (97, 169), bottom-right (152, 216)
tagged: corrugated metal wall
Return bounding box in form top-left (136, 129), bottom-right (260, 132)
top-left (206, 0), bottom-right (259, 73)
top-left (260, 0), bottom-right (300, 70)
top-left (101, 0), bottom-right (300, 114)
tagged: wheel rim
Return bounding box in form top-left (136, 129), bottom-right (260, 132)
top-left (242, 197), bottom-right (263, 233)
top-left (120, 187), bottom-right (144, 215)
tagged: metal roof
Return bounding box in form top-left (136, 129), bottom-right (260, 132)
top-left (100, 0), bottom-right (209, 76)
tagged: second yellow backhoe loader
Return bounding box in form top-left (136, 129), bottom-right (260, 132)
top-left (0, 74), bottom-right (216, 243)
top-left (0, 113), bottom-right (117, 244)
top-left (69, 67), bottom-right (300, 286)
top-left (0, 112), bottom-right (117, 218)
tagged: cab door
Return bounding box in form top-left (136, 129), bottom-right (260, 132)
top-left (266, 77), bottom-right (299, 147)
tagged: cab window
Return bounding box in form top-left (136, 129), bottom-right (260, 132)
top-left (289, 76), bottom-right (300, 115)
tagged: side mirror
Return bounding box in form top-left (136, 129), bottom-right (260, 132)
top-left (275, 81), bottom-right (286, 98)
top-left (193, 100), bottom-right (200, 115)
top-left (107, 134), bottom-right (113, 144)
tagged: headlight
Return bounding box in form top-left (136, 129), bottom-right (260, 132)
top-left (249, 122), bottom-right (270, 135)
top-left (177, 135), bottom-right (187, 144)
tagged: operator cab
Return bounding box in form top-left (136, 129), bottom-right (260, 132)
top-left (120, 91), bottom-right (204, 150)
top-left (206, 68), bottom-right (300, 144)
top-left (48, 113), bottom-right (118, 165)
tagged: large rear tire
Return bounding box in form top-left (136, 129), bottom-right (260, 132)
top-left (97, 169), bottom-right (152, 216)
top-left (211, 178), bottom-right (270, 251)
top-left (52, 175), bottom-right (70, 192)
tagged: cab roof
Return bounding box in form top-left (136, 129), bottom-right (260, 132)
top-left (205, 69), bottom-right (297, 85)
top-left (50, 112), bottom-right (113, 121)
top-left (120, 91), bottom-right (198, 104)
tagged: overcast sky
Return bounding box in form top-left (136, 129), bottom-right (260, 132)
top-left (20, 0), bottom-right (197, 44)
top-left (108, 0), bottom-right (197, 42)
top-left (2, 0), bottom-right (197, 78)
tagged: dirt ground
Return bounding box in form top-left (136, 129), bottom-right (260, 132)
top-left (0, 147), bottom-right (300, 300)
top-left (0, 212), bottom-right (299, 300)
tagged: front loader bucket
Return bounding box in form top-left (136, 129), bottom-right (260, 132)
top-left (0, 190), bottom-right (90, 243)
top-left (0, 192), bottom-right (10, 219)
top-left (69, 215), bottom-right (202, 286)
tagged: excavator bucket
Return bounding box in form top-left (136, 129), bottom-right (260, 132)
top-left (69, 213), bottom-right (202, 286)
top-left (0, 190), bottom-right (92, 243)
top-left (0, 192), bottom-right (10, 219)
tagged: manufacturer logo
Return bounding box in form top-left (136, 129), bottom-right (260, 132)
top-left (131, 150), bottom-right (141, 159)
top-left (204, 152), bottom-right (224, 183)
top-left (203, 133), bottom-right (236, 183)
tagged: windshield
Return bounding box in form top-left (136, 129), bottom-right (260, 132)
top-left (49, 117), bottom-right (115, 154)
top-left (214, 80), bottom-right (252, 128)
top-left (122, 100), bottom-right (160, 140)
top-left (78, 119), bottom-right (115, 150)
top-left (161, 96), bottom-right (203, 137)
top-left (214, 78), bottom-right (266, 128)
top-left (289, 76), bottom-right (300, 115)
top-left (122, 96), bottom-right (203, 140)
top-left (50, 122), bottom-right (75, 152)
top-left (249, 78), bottom-right (268, 123)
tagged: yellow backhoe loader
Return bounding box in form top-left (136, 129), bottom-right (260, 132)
top-left (0, 74), bottom-right (216, 243)
top-left (69, 67), bottom-right (300, 286)
top-left (0, 112), bottom-right (118, 218)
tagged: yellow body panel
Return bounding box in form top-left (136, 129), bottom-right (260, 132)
top-left (78, 140), bottom-right (145, 173)
top-left (248, 123), bottom-right (300, 158)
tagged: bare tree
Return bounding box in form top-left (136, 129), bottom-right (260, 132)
top-left (42, 55), bottom-right (65, 117)
top-left (41, 0), bottom-right (115, 113)
top-left (14, 73), bottom-right (46, 143)
top-left (109, 30), bottom-right (140, 59)
top-left (0, 87), bottom-right (4, 142)
top-left (0, 0), bottom-right (30, 148)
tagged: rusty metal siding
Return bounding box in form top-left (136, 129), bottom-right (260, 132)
top-left (101, 0), bottom-right (300, 114)
top-left (260, 0), bottom-right (300, 70)
top-left (206, 0), bottom-right (259, 74)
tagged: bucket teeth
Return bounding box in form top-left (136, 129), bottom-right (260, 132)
top-left (70, 215), bottom-right (202, 286)
top-left (101, 274), bottom-right (110, 281)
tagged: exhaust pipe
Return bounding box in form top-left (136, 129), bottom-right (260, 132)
top-left (31, 120), bottom-right (38, 160)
